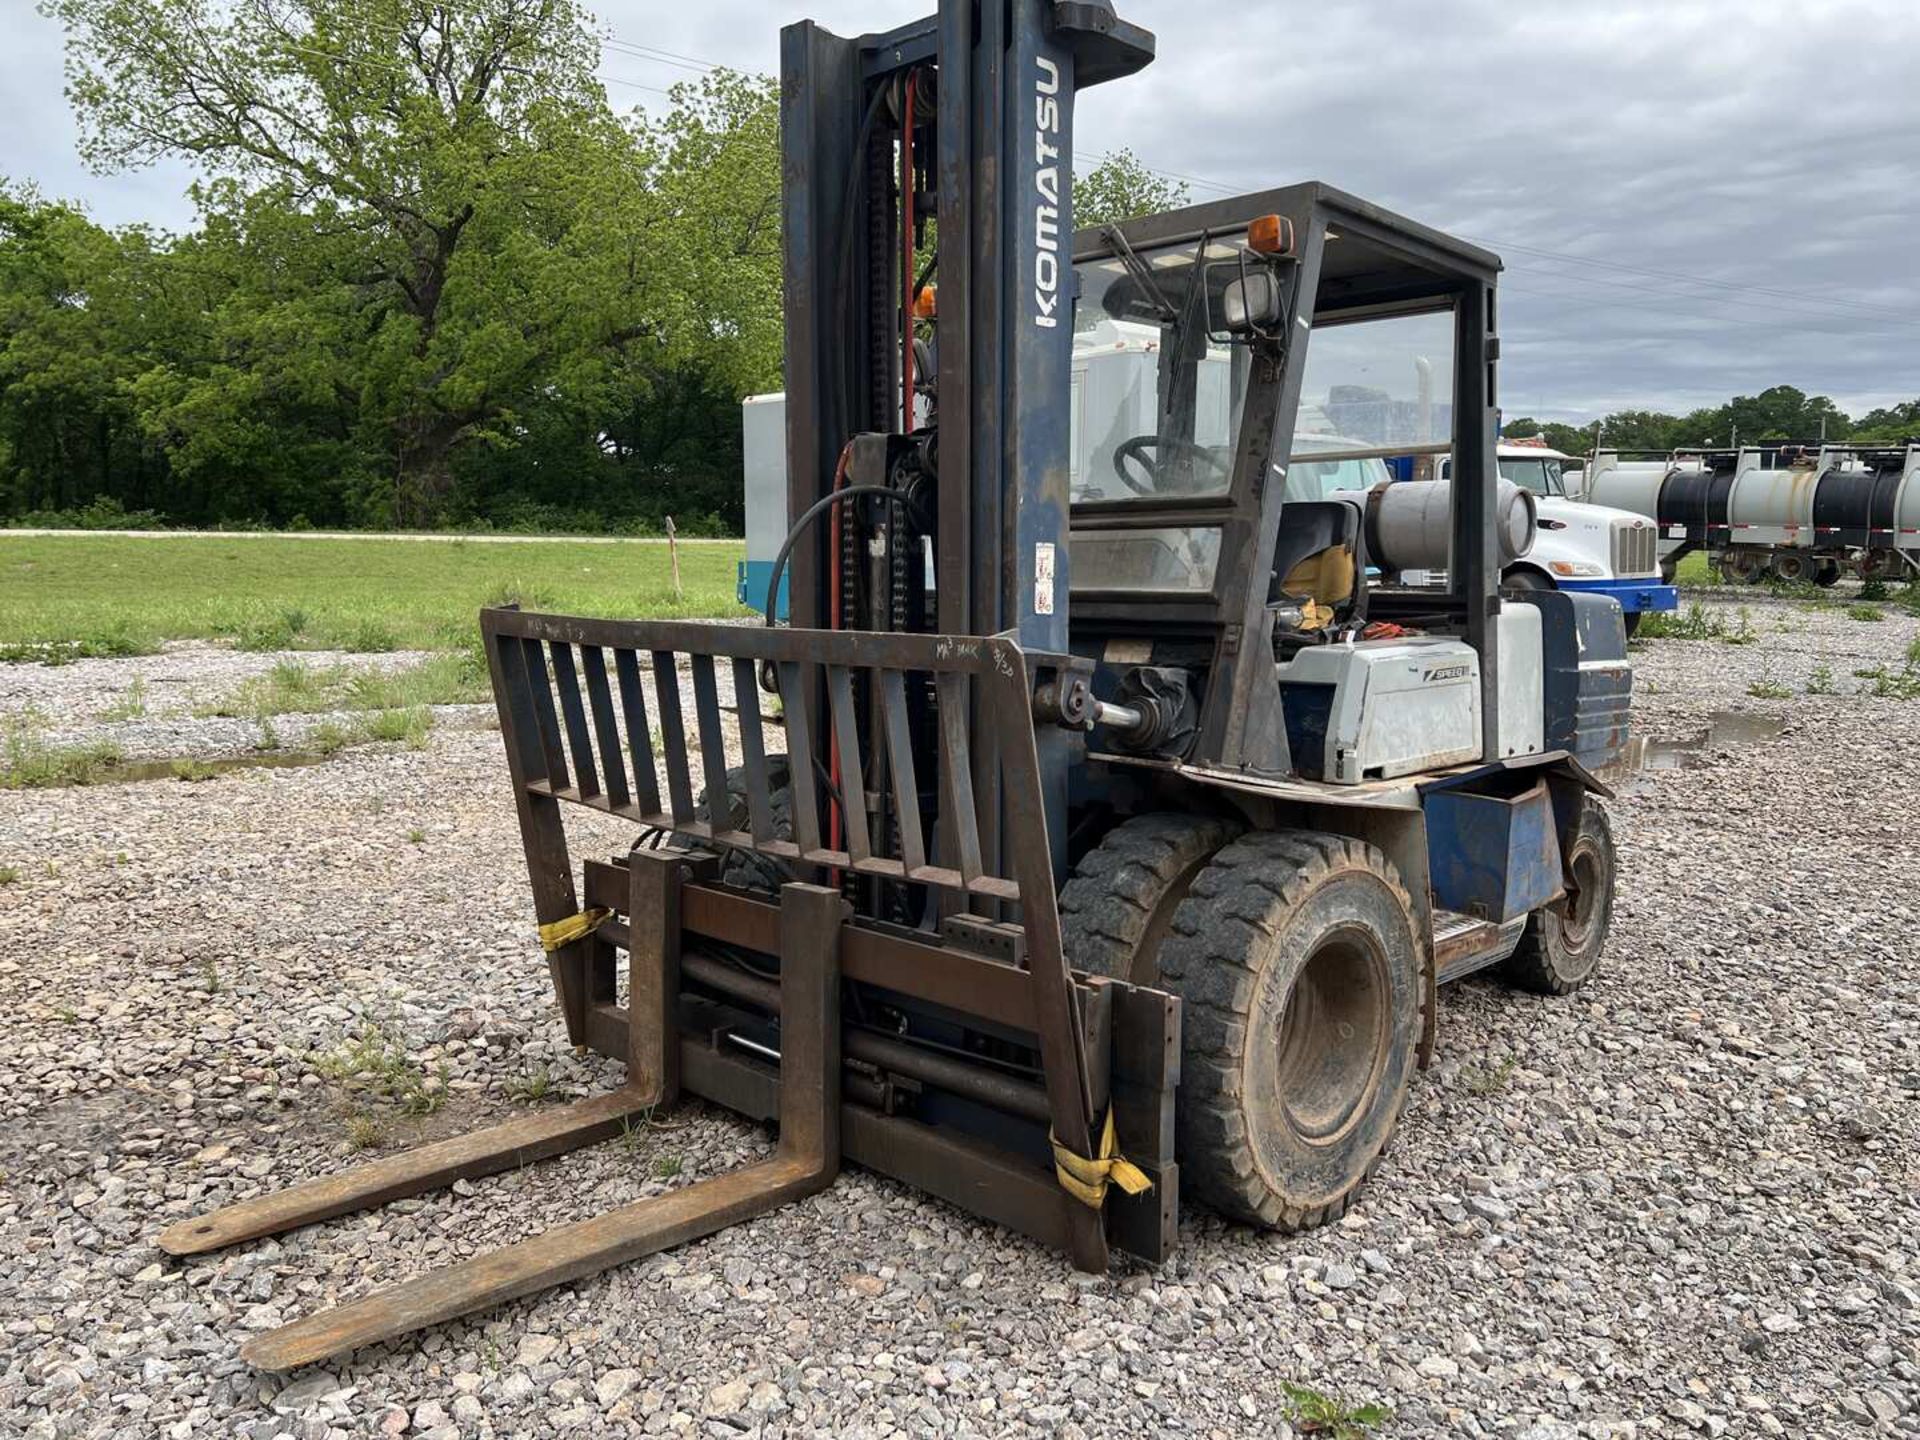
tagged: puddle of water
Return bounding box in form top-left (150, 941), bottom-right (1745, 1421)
top-left (1608, 710), bottom-right (1786, 791)
top-left (110, 753), bottom-right (330, 784)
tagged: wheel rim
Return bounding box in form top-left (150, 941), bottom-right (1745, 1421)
top-left (1555, 842), bottom-right (1605, 976)
top-left (1272, 927), bottom-right (1391, 1146)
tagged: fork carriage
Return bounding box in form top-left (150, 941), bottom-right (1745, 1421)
top-left (157, 609), bottom-right (1184, 1369)
top-left (485, 607), bottom-right (1185, 1276)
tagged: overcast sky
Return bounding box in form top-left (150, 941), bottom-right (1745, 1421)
top-left (4, 0), bottom-right (1916, 423)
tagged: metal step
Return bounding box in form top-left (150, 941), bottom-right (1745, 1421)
top-left (1432, 908), bottom-right (1527, 985)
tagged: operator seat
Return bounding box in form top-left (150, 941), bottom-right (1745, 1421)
top-left (1269, 498), bottom-right (1369, 637)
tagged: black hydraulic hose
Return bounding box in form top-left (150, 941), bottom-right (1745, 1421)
top-left (762, 483), bottom-right (930, 626)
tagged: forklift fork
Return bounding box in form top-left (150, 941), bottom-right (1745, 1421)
top-left (158, 879), bottom-right (847, 1371)
top-left (155, 612), bottom-right (1173, 1368)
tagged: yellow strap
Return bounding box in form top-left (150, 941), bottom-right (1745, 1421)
top-left (538, 907), bottom-right (611, 952)
top-left (1050, 1109), bottom-right (1153, 1210)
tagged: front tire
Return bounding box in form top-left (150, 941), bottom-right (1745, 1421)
top-left (1058, 813), bottom-right (1244, 983)
top-left (1159, 831), bottom-right (1423, 1231)
top-left (1499, 798), bottom-right (1615, 995)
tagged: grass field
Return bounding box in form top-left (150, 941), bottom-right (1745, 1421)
top-left (2, 533), bottom-right (749, 659)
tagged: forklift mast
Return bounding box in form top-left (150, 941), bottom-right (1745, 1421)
top-left (781, 1), bottom-right (1154, 878)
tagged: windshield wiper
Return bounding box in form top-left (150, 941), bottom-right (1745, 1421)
top-left (1101, 224), bottom-right (1178, 324)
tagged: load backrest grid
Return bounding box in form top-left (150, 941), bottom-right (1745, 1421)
top-left (484, 608), bottom-right (1025, 903)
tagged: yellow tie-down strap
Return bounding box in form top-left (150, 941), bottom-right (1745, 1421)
top-left (538, 907), bottom-right (611, 953)
top-left (1050, 1109), bottom-right (1153, 1210)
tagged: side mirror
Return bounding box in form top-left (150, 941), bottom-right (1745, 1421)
top-left (1220, 271), bottom-right (1284, 335)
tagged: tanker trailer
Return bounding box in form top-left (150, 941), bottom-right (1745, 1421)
top-left (1587, 445), bottom-right (1909, 585)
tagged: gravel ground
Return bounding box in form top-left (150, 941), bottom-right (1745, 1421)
top-left (1, 600), bottom-right (1916, 1440)
top-left (0, 645), bottom-right (493, 762)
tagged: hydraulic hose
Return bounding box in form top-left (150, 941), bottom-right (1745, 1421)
top-left (762, 483), bottom-right (932, 627)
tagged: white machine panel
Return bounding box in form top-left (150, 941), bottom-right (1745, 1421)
top-left (1495, 605), bottom-right (1544, 760)
top-left (1277, 637), bottom-right (1482, 783)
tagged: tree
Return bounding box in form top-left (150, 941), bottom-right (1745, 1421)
top-left (0, 185), bottom-right (184, 517)
top-left (1074, 148), bottom-right (1188, 228)
top-left (1850, 399), bottom-right (1920, 444)
top-left (48, 0), bottom-right (651, 521)
top-left (1721, 384), bottom-right (1848, 444)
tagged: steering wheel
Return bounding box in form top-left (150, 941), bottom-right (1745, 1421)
top-left (1112, 436), bottom-right (1234, 496)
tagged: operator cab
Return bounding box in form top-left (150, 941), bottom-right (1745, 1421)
top-left (1064, 183), bottom-right (1579, 785)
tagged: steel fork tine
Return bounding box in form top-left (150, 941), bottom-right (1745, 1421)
top-left (236, 883), bottom-right (846, 1371)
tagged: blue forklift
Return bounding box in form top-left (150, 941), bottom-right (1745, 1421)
top-left (162, 0), bottom-right (1633, 1368)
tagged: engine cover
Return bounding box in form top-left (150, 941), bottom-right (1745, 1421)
top-left (1277, 638), bottom-right (1482, 784)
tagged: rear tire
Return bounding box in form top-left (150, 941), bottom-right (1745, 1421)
top-left (1499, 798), bottom-right (1615, 995)
top-left (1159, 831), bottom-right (1423, 1231)
top-left (697, 756), bottom-right (794, 891)
top-left (1058, 813), bottom-right (1244, 982)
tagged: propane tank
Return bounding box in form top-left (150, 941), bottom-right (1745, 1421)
top-left (1358, 479), bottom-right (1536, 573)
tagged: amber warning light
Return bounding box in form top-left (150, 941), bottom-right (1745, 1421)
top-left (1248, 214), bottom-right (1295, 257)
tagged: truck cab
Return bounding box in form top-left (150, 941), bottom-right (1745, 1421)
top-left (1425, 441), bottom-right (1677, 634)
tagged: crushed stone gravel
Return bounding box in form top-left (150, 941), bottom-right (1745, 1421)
top-left (0, 600), bottom-right (1915, 1438)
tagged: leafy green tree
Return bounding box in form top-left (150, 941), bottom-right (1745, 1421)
top-left (1074, 149), bottom-right (1188, 228)
top-left (1850, 399), bottom-right (1920, 444)
top-left (0, 186), bottom-right (183, 516)
top-left (1721, 384), bottom-right (1849, 444)
top-left (48, 0), bottom-right (663, 522)
top-left (1596, 409), bottom-right (1684, 451)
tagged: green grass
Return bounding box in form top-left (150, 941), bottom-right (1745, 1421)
top-left (1671, 551), bottom-right (1713, 589)
top-left (0, 533), bottom-right (747, 659)
top-left (1854, 636), bottom-right (1920, 699)
top-left (201, 652), bottom-right (489, 720)
top-left (1747, 677), bottom-right (1793, 700)
top-left (1846, 602), bottom-right (1885, 623)
top-left (1632, 602), bottom-right (1755, 644)
top-left (100, 676), bottom-right (148, 720)
top-left (1279, 1382), bottom-right (1392, 1439)
top-left (1461, 1056), bottom-right (1517, 1095)
top-left (313, 1019), bottom-right (446, 1118)
top-left (363, 706), bottom-right (434, 748)
top-left (2, 716), bottom-right (126, 788)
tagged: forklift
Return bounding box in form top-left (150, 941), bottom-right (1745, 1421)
top-left (158, 0), bottom-right (1632, 1368)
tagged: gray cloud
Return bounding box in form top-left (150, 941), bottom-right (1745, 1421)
top-left (7, 0), bottom-right (1916, 423)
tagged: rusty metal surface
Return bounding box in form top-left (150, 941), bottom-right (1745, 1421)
top-left (155, 1087), bottom-right (660, 1259)
top-left (483, 608), bottom-right (1041, 902)
top-left (485, 608), bottom-right (1113, 1274)
top-left (233, 883), bottom-right (849, 1371)
top-left (585, 867), bottom-right (1043, 1033)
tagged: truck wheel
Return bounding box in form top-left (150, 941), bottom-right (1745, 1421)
top-left (1159, 831), bottom-right (1422, 1231)
top-left (1500, 567), bottom-right (1551, 594)
top-left (1622, 611), bottom-right (1643, 638)
top-left (1499, 798), bottom-right (1615, 995)
top-left (696, 756), bottom-right (795, 891)
top-left (1058, 813), bottom-right (1244, 982)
